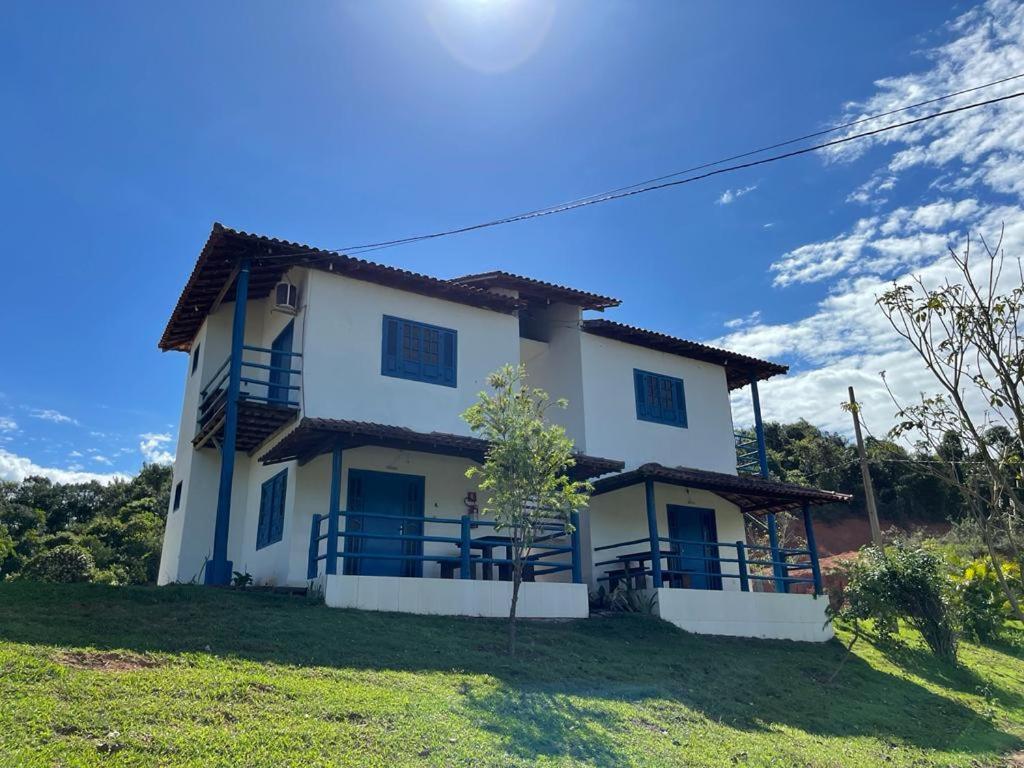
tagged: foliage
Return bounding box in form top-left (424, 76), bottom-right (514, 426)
top-left (461, 364), bottom-right (591, 652)
top-left (837, 542), bottom-right (959, 664)
top-left (877, 233), bottom-right (1024, 624)
top-left (2, 583), bottom-right (1023, 767)
top-left (21, 543), bottom-right (95, 583)
top-left (950, 557), bottom-right (1023, 642)
top-left (232, 571), bottom-right (254, 588)
top-left (590, 582), bottom-right (658, 614)
top-left (0, 464), bottom-right (172, 584)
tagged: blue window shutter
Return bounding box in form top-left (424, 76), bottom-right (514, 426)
top-left (441, 329), bottom-right (456, 386)
top-left (674, 378), bottom-right (688, 427)
top-left (381, 315), bottom-right (458, 388)
top-left (257, 470), bottom-right (287, 549)
top-left (382, 317), bottom-right (400, 376)
top-left (270, 471), bottom-right (287, 544)
top-left (257, 482), bottom-right (271, 549)
top-left (634, 368), bottom-right (687, 428)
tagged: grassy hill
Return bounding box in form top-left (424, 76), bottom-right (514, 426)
top-left (0, 583), bottom-right (1022, 767)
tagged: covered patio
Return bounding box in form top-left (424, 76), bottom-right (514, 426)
top-left (588, 463), bottom-right (850, 641)
top-left (259, 417), bottom-right (623, 617)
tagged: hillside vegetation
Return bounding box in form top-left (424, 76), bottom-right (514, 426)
top-left (1, 583), bottom-right (1022, 767)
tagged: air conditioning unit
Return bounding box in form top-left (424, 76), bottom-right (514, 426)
top-left (274, 281), bottom-right (298, 314)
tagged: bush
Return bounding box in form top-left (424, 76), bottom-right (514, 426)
top-left (951, 558), bottom-right (1023, 641)
top-left (839, 542), bottom-right (958, 664)
top-left (23, 544), bottom-right (95, 583)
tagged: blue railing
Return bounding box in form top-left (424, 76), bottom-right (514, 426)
top-left (198, 345), bottom-right (302, 427)
top-left (735, 430), bottom-right (761, 474)
top-left (594, 536), bottom-right (821, 594)
top-left (307, 509), bottom-right (582, 584)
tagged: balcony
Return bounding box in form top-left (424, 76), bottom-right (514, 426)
top-left (193, 345), bottom-right (302, 453)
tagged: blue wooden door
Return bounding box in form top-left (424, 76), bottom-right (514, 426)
top-left (344, 469), bottom-right (424, 577)
top-left (666, 505), bottom-right (720, 590)
top-left (267, 321), bottom-right (294, 404)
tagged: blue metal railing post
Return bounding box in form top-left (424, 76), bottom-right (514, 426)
top-left (802, 501), bottom-right (823, 596)
top-left (307, 513), bottom-right (322, 580)
top-left (326, 445), bottom-right (342, 575)
top-left (644, 478), bottom-right (662, 588)
top-left (207, 257), bottom-right (250, 586)
top-left (736, 540), bottom-right (749, 592)
top-left (460, 515), bottom-right (472, 580)
top-left (570, 511), bottom-right (582, 584)
top-left (767, 513), bottom-right (787, 593)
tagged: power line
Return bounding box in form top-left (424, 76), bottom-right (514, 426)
top-left (257, 82), bottom-right (1024, 264)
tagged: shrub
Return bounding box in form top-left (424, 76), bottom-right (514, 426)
top-left (23, 543), bottom-right (95, 583)
top-left (951, 558), bottom-right (1023, 641)
top-left (839, 542), bottom-right (958, 664)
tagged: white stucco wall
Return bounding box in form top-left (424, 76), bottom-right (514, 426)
top-left (654, 588), bottom-right (834, 642)
top-left (587, 482), bottom-right (746, 590)
top-left (301, 270), bottom-right (520, 435)
top-left (579, 332), bottom-right (737, 473)
top-left (324, 575), bottom-right (588, 618)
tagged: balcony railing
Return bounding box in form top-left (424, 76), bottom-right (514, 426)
top-left (594, 536), bottom-right (821, 594)
top-left (308, 510), bottom-right (583, 584)
top-left (194, 345), bottom-right (302, 451)
top-left (734, 430), bottom-right (761, 475)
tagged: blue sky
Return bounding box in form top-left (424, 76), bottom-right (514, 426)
top-left (2, 0), bottom-right (1023, 482)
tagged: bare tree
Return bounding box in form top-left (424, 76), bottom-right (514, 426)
top-left (876, 229), bottom-right (1024, 622)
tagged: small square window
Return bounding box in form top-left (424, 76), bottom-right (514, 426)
top-left (381, 316), bottom-right (457, 387)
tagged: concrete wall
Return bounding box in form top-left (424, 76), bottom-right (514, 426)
top-left (654, 588), bottom-right (834, 642)
top-left (580, 332), bottom-right (737, 473)
top-left (587, 482), bottom-right (746, 590)
top-left (302, 270), bottom-right (520, 435)
top-left (324, 574), bottom-right (589, 618)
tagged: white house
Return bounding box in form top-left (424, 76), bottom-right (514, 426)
top-left (158, 224), bottom-right (849, 642)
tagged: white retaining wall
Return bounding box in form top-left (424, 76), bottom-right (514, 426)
top-left (324, 574), bottom-right (590, 618)
top-left (653, 587), bottom-right (833, 642)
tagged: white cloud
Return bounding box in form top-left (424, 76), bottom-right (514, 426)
top-left (723, 310), bottom-right (762, 330)
top-left (68, 450), bottom-right (82, 457)
top-left (92, 455), bottom-right (113, 466)
top-left (770, 198), bottom-right (983, 286)
top-left (30, 408), bottom-right (79, 426)
top-left (139, 432), bottom-right (175, 465)
top-left (0, 448), bottom-right (126, 484)
top-left (716, 184), bottom-right (758, 205)
top-left (0, 417), bottom-right (16, 432)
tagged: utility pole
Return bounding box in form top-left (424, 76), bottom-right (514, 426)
top-left (848, 386), bottom-right (882, 548)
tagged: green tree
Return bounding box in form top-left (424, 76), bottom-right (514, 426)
top-left (461, 364), bottom-right (592, 653)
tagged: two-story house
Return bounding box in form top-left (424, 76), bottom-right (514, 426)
top-left (158, 224), bottom-right (849, 642)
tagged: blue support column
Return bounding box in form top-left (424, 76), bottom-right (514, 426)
top-left (644, 478), bottom-right (662, 588)
top-left (735, 540), bottom-right (749, 592)
top-left (751, 372), bottom-right (786, 592)
top-left (326, 445), bottom-right (342, 576)
top-left (307, 513), bottom-right (322, 580)
top-left (206, 258), bottom-right (250, 586)
top-left (570, 511), bottom-right (582, 584)
top-left (750, 375), bottom-right (769, 479)
top-left (802, 501), bottom-right (823, 596)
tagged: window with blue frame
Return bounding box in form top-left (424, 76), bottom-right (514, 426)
top-left (256, 469), bottom-right (287, 549)
top-left (381, 315), bottom-right (457, 387)
top-left (634, 369), bottom-right (688, 428)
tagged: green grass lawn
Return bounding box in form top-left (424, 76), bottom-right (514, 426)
top-left (0, 583), bottom-right (1022, 767)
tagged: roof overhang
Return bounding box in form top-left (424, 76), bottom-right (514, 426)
top-left (581, 319), bottom-right (788, 390)
top-left (259, 417), bottom-right (625, 480)
top-left (591, 462), bottom-right (850, 515)
top-left (450, 271), bottom-right (621, 311)
top-left (159, 224), bottom-right (522, 352)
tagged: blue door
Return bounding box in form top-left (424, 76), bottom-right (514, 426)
top-left (666, 505), bottom-right (721, 590)
top-left (344, 469), bottom-right (425, 578)
top-left (268, 321), bottom-right (294, 405)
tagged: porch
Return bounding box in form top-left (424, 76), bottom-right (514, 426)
top-left (260, 417), bottom-right (622, 618)
top-left (588, 464), bottom-right (850, 642)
